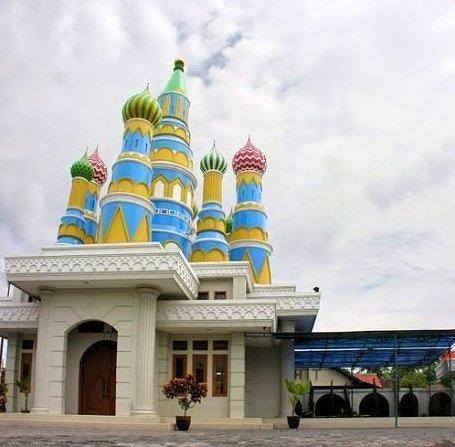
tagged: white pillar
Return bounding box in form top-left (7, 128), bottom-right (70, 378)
top-left (280, 319), bottom-right (296, 417)
top-left (30, 288), bottom-right (54, 414)
top-left (229, 333), bottom-right (245, 418)
top-left (131, 287), bottom-right (160, 416)
top-left (5, 334), bottom-right (19, 412)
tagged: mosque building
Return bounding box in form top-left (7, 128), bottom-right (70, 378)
top-left (0, 60), bottom-right (320, 419)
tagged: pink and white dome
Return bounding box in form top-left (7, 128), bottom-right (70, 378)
top-left (88, 148), bottom-right (108, 185)
top-left (232, 137), bottom-right (267, 175)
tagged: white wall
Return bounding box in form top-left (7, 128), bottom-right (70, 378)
top-left (245, 345), bottom-right (280, 417)
top-left (198, 278), bottom-right (234, 300)
top-left (157, 333), bottom-right (234, 417)
top-left (36, 289), bottom-right (136, 415)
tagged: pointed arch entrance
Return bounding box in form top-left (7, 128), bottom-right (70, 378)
top-left (79, 340), bottom-right (117, 415)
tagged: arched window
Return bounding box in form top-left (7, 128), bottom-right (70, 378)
top-left (153, 180), bottom-right (165, 198)
top-left (172, 183), bottom-right (182, 201)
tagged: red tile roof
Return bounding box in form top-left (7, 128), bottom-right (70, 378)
top-left (354, 373), bottom-right (384, 388)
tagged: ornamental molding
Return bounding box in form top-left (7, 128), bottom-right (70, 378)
top-left (229, 239), bottom-right (273, 253)
top-left (0, 303), bottom-right (40, 327)
top-left (99, 191), bottom-right (156, 214)
top-left (157, 299), bottom-right (276, 328)
top-left (150, 161), bottom-right (197, 188)
top-left (275, 296), bottom-right (320, 312)
top-left (5, 243), bottom-right (198, 298)
top-left (249, 285), bottom-right (297, 297)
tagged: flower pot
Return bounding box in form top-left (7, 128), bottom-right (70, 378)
top-left (175, 415), bottom-right (191, 431)
top-left (287, 415), bottom-right (300, 429)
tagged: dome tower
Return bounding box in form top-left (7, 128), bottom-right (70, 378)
top-left (57, 152), bottom-right (94, 245)
top-left (190, 142), bottom-right (229, 262)
top-left (97, 86), bottom-right (162, 243)
top-left (149, 60), bottom-right (197, 258)
top-left (229, 137), bottom-right (272, 284)
top-left (83, 148), bottom-right (108, 243)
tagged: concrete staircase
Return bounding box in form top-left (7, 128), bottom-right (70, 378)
top-left (0, 413), bottom-right (274, 430)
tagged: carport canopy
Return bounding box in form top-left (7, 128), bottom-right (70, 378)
top-left (274, 329), bottom-right (455, 369)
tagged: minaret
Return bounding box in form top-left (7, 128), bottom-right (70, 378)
top-left (150, 59), bottom-right (197, 258)
top-left (190, 142), bottom-right (229, 262)
top-left (97, 87), bottom-right (162, 243)
top-left (230, 137), bottom-right (272, 284)
top-left (83, 149), bottom-right (108, 244)
top-left (57, 152), bottom-right (94, 245)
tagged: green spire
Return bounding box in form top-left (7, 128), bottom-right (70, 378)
top-left (162, 59), bottom-right (186, 95)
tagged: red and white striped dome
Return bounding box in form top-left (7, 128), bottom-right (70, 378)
top-left (89, 148), bottom-right (108, 185)
top-left (232, 137), bottom-right (267, 175)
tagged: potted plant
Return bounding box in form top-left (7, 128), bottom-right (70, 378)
top-left (285, 379), bottom-right (311, 429)
top-left (0, 369), bottom-right (8, 412)
top-left (16, 379), bottom-right (30, 413)
top-left (162, 374), bottom-right (208, 431)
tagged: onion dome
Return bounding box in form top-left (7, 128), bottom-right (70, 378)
top-left (200, 141), bottom-right (227, 174)
top-left (232, 136), bottom-right (267, 175)
top-left (71, 152), bottom-right (94, 181)
top-left (122, 86), bottom-right (162, 127)
top-left (88, 148), bottom-right (108, 185)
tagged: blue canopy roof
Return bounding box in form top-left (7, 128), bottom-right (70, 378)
top-left (274, 330), bottom-right (455, 369)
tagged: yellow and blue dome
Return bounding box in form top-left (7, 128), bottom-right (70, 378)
top-left (200, 142), bottom-right (227, 174)
top-left (122, 86), bottom-right (162, 127)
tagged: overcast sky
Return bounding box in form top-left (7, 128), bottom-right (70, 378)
top-left (1, 0), bottom-right (455, 331)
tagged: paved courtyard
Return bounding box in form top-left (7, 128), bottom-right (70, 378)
top-left (1, 425), bottom-right (455, 447)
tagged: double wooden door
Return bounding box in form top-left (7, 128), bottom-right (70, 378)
top-left (79, 340), bottom-right (117, 415)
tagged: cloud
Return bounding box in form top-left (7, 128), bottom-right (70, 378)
top-left (1, 0), bottom-right (455, 331)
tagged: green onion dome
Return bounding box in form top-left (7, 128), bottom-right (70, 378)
top-left (70, 152), bottom-right (94, 181)
top-left (122, 86), bottom-right (162, 127)
top-left (200, 142), bottom-right (227, 174)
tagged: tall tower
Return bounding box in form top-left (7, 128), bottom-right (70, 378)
top-left (57, 153), bottom-right (94, 245)
top-left (230, 137), bottom-right (272, 284)
top-left (150, 60), bottom-right (196, 258)
top-left (190, 142), bottom-right (229, 262)
top-left (97, 87), bottom-right (162, 243)
top-left (83, 149), bottom-right (108, 244)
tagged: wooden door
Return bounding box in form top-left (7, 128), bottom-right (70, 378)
top-left (79, 340), bottom-right (117, 415)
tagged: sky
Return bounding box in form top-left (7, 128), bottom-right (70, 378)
top-left (1, 0), bottom-right (455, 331)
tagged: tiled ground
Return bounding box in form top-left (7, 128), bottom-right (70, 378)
top-left (1, 425), bottom-right (455, 447)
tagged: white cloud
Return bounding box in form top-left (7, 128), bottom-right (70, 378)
top-left (1, 0), bottom-right (455, 331)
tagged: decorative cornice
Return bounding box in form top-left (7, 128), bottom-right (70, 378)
top-left (5, 243), bottom-right (198, 299)
top-left (0, 303), bottom-right (40, 328)
top-left (229, 239), bottom-right (273, 253)
top-left (157, 299), bottom-right (276, 330)
top-left (275, 296), bottom-right (320, 312)
top-left (249, 285), bottom-right (297, 297)
top-left (150, 161), bottom-right (197, 188)
top-left (99, 191), bottom-right (156, 214)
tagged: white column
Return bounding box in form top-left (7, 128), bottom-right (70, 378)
top-left (5, 334), bottom-right (19, 412)
top-left (31, 288), bottom-right (54, 414)
top-left (229, 333), bottom-right (245, 418)
top-left (280, 319), bottom-right (296, 417)
top-left (131, 287), bottom-right (160, 416)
